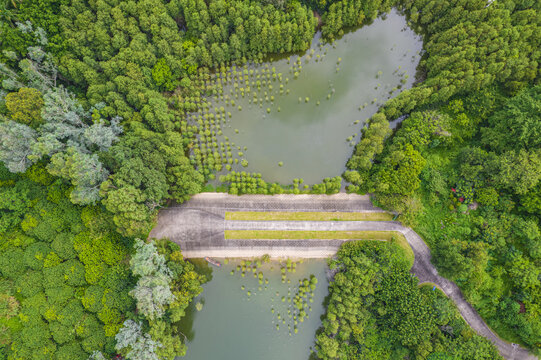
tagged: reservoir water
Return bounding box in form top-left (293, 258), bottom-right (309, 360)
top-left (179, 259), bottom-right (329, 360)
top-left (190, 10), bottom-right (422, 185)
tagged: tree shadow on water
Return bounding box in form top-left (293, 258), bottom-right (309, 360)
top-left (176, 259), bottom-right (213, 343)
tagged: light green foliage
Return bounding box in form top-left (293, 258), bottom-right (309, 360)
top-left (394, 111), bottom-right (450, 148)
top-left (5, 87), bottom-right (44, 128)
top-left (73, 231), bottom-right (126, 285)
top-left (492, 149), bottom-right (541, 196)
top-left (0, 165), bottom-right (133, 359)
top-left (23, 241), bottom-right (50, 270)
top-left (100, 185), bottom-right (154, 238)
top-left (219, 171), bottom-right (342, 195)
top-left (152, 58), bottom-right (175, 92)
top-left (0, 174), bottom-right (31, 233)
top-left (346, 112), bottom-right (391, 183)
top-left (149, 320), bottom-right (187, 359)
top-left (373, 144), bottom-right (426, 196)
top-left (310, 176), bottom-right (342, 194)
top-left (521, 184), bottom-right (541, 216)
top-left (220, 171), bottom-right (277, 195)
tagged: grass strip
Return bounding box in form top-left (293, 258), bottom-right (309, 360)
top-left (225, 211), bottom-right (393, 221)
top-left (226, 230), bottom-right (394, 240)
top-left (225, 230), bottom-right (414, 269)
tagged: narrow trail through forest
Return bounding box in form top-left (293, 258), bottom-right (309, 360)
top-left (149, 193), bottom-right (537, 360)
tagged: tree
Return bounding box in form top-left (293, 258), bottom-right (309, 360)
top-left (520, 184), bottom-right (541, 216)
top-left (0, 168), bottom-right (133, 359)
top-left (5, 87), bottom-right (44, 128)
top-left (373, 144), bottom-right (426, 196)
top-left (0, 173), bottom-right (30, 232)
top-left (481, 85), bottom-right (541, 153)
top-left (129, 274), bottom-right (175, 320)
top-left (89, 351), bottom-right (106, 360)
top-left (100, 185), bottom-right (154, 237)
top-left (152, 59), bottom-right (175, 92)
top-left (493, 149), bottom-right (541, 195)
top-left (99, 127), bottom-right (202, 235)
top-left (115, 320), bottom-right (161, 360)
top-left (129, 239), bottom-right (175, 320)
top-left (434, 237), bottom-right (490, 292)
top-left (0, 119), bottom-right (37, 172)
top-left (47, 149), bottom-right (109, 204)
top-left (148, 320), bottom-right (188, 359)
top-left (0, 24), bottom-right (122, 204)
top-left (378, 269), bottom-right (437, 347)
top-left (315, 241), bottom-right (501, 359)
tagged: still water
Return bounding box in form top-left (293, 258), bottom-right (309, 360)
top-left (179, 259), bottom-right (329, 360)
top-left (212, 10), bottom-right (422, 184)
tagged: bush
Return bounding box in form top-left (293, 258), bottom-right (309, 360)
top-left (15, 270), bottom-right (43, 298)
top-left (0, 248), bottom-right (26, 279)
top-left (82, 285), bottom-right (105, 313)
top-left (51, 234), bottom-right (77, 260)
top-left (23, 242), bottom-right (50, 270)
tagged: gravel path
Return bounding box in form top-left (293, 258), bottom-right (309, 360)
top-left (149, 193), bottom-right (537, 360)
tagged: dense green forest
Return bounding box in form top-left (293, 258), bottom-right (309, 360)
top-left (315, 241), bottom-right (502, 359)
top-left (0, 164), bottom-right (204, 359)
top-left (0, 0), bottom-right (539, 358)
top-left (354, 80), bottom-right (541, 353)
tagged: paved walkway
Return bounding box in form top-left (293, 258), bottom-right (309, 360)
top-left (149, 193), bottom-right (537, 360)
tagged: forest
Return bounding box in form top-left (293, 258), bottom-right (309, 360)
top-left (0, 0), bottom-right (539, 359)
top-left (315, 240), bottom-right (502, 359)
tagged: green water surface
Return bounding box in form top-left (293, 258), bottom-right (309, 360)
top-left (200, 10), bottom-right (422, 185)
top-left (179, 259), bottom-right (329, 360)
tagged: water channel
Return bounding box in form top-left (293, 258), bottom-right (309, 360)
top-left (202, 10), bottom-right (422, 185)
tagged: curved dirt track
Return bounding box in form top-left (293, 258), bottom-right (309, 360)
top-left (150, 193), bottom-right (537, 360)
